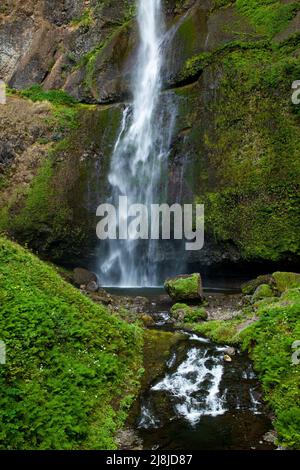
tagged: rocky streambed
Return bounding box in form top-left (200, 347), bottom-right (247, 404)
top-left (109, 289), bottom-right (276, 451)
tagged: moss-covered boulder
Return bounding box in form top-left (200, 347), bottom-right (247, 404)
top-left (252, 283), bottom-right (274, 302)
top-left (273, 272), bottom-right (300, 293)
top-left (241, 275), bottom-right (274, 295)
top-left (164, 273), bottom-right (203, 302)
top-left (170, 303), bottom-right (207, 323)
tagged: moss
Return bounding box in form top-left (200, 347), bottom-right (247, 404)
top-left (71, 8), bottom-right (94, 30)
top-left (0, 91), bottom-right (122, 261)
top-left (164, 273), bottom-right (202, 302)
top-left (170, 303), bottom-right (207, 322)
top-left (241, 274), bottom-right (274, 295)
top-left (252, 283), bottom-right (274, 301)
top-left (273, 271), bottom-right (300, 293)
top-left (193, 43), bottom-right (300, 262)
top-left (236, 0), bottom-right (300, 38)
top-left (0, 236), bottom-right (143, 449)
top-left (193, 318), bottom-right (243, 345)
top-left (19, 85), bottom-right (78, 106)
top-left (192, 283), bottom-right (300, 449)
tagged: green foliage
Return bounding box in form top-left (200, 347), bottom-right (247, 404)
top-left (72, 8), bottom-right (93, 30)
top-left (236, 0), bottom-right (300, 38)
top-left (165, 274), bottom-right (201, 301)
top-left (170, 303), bottom-right (207, 323)
top-left (0, 237), bottom-right (143, 449)
top-left (252, 283), bottom-right (274, 301)
top-left (20, 85), bottom-right (78, 106)
top-left (193, 284), bottom-right (300, 449)
top-left (240, 289), bottom-right (300, 448)
top-left (195, 43), bottom-right (300, 262)
top-left (273, 271), bottom-right (300, 293)
top-left (194, 319), bottom-right (243, 344)
top-left (241, 274), bottom-right (273, 294)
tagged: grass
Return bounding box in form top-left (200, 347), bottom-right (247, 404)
top-left (0, 236), bottom-right (143, 449)
top-left (193, 287), bottom-right (300, 449)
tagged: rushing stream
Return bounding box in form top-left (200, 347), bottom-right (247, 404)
top-left (116, 290), bottom-right (275, 450)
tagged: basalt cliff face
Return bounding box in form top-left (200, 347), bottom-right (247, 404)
top-left (0, 0), bottom-right (300, 274)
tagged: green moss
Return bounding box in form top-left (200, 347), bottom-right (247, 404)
top-left (19, 85), bottom-right (78, 106)
top-left (193, 318), bottom-right (243, 344)
top-left (192, 284), bottom-right (300, 449)
top-left (164, 273), bottom-right (201, 301)
top-left (241, 274), bottom-right (273, 295)
top-left (0, 236), bottom-right (143, 449)
top-left (170, 303), bottom-right (207, 323)
top-left (236, 0), bottom-right (300, 38)
top-left (193, 43), bottom-right (300, 262)
top-left (252, 283), bottom-right (274, 301)
top-left (71, 8), bottom-right (94, 30)
top-left (273, 271), bottom-right (300, 293)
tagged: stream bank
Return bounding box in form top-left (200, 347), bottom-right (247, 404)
top-left (107, 288), bottom-right (275, 451)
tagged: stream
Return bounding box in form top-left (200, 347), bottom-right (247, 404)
top-left (111, 289), bottom-right (275, 451)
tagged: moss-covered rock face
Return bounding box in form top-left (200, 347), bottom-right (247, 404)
top-left (164, 273), bottom-right (203, 302)
top-left (0, 93), bottom-right (122, 263)
top-left (170, 302), bottom-right (207, 322)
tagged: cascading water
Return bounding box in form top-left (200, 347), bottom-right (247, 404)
top-left (98, 0), bottom-right (177, 287)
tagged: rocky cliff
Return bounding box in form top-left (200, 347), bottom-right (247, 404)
top-left (0, 0), bottom-right (299, 273)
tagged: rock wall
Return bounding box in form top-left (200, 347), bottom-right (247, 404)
top-left (0, 0), bottom-right (299, 272)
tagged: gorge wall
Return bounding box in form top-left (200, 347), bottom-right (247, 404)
top-left (0, 0), bottom-right (300, 276)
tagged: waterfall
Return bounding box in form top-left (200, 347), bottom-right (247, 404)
top-left (98, 0), bottom-right (177, 287)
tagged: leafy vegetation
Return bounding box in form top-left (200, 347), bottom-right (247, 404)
top-left (193, 280), bottom-right (300, 449)
top-left (170, 303), bottom-right (207, 323)
top-left (0, 237), bottom-right (143, 449)
top-left (236, 0), bottom-right (300, 38)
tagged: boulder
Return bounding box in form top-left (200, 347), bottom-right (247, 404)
top-left (170, 303), bottom-right (207, 323)
top-left (73, 267), bottom-right (99, 289)
top-left (241, 274), bottom-right (274, 295)
top-left (224, 347), bottom-right (236, 356)
top-left (252, 283), bottom-right (274, 302)
top-left (224, 354), bottom-right (232, 363)
top-left (272, 272), bottom-right (300, 293)
top-left (164, 273), bottom-right (203, 302)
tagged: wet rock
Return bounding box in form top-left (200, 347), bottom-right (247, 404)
top-left (224, 354), bottom-right (232, 363)
top-left (73, 267), bottom-right (98, 288)
top-left (164, 273), bottom-right (203, 302)
top-left (89, 288), bottom-right (112, 305)
top-left (86, 280), bottom-right (99, 292)
top-left (139, 314), bottom-right (155, 327)
top-left (263, 430), bottom-right (277, 445)
top-left (115, 427), bottom-right (143, 451)
top-left (224, 347), bottom-right (236, 356)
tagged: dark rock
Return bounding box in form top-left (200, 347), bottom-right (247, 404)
top-left (0, 142), bottom-right (15, 172)
top-left (73, 267), bottom-right (98, 287)
top-left (86, 280), bottom-right (99, 292)
top-left (224, 347), bottom-right (236, 356)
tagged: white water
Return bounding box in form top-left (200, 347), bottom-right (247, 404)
top-left (152, 348), bottom-right (227, 425)
top-left (99, 0), bottom-right (176, 287)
